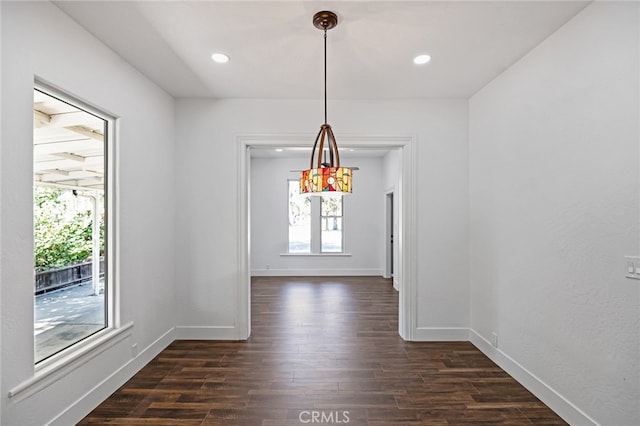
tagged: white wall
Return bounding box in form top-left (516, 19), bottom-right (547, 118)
top-left (250, 156), bottom-right (386, 276)
top-left (175, 98), bottom-right (469, 337)
top-left (469, 2), bottom-right (639, 425)
top-left (1, 2), bottom-right (176, 424)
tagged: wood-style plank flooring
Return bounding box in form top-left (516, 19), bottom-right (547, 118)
top-left (79, 276), bottom-right (567, 425)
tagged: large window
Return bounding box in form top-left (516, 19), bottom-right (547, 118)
top-left (33, 87), bottom-right (110, 363)
top-left (288, 180), bottom-right (344, 253)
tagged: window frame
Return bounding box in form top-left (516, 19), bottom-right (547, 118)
top-left (287, 179), bottom-right (345, 255)
top-left (33, 82), bottom-right (118, 369)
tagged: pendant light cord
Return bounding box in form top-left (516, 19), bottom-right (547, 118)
top-left (324, 28), bottom-right (327, 125)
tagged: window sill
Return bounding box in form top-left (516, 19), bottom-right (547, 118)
top-left (8, 322), bottom-right (134, 400)
top-left (280, 252), bottom-right (352, 257)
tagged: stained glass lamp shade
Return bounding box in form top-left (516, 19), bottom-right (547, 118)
top-left (300, 124), bottom-right (352, 195)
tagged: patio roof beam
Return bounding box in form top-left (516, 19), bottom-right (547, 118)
top-left (64, 125), bottom-right (104, 142)
top-left (52, 152), bottom-right (85, 162)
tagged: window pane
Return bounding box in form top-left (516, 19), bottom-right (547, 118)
top-left (288, 180), bottom-right (311, 253)
top-left (321, 196), bottom-right (342, 252)
top-left (321, 195), bottom-right (342, 216)
top-left (321, 217), bottom-right (342, 252)
top-left (33, 88), bottom-right (107, 363)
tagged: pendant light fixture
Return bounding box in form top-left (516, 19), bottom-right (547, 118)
top-left (299, 11), bottom-right (354, 196)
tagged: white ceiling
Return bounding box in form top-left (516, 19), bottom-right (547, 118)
top-left (53, 0), bottom-right (589, 100)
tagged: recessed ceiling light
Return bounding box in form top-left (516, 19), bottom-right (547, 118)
top-left (275, 148), bottom-right (283, 152)
top-left (413, 54), bottom-right (431, 65)
top-left (211, 53), bottom-right (230, 63)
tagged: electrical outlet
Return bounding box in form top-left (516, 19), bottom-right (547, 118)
top-left (491, 332), bottom-right (498, 348)
top-left (625, 256), bottom-right (640, 280)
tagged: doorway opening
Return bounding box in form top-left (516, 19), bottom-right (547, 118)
top-left (237, 134), bottom-right (416, 341)
top-left (384, 191), bottom-right (396, 290)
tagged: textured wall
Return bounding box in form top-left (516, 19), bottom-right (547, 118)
top-left (174, 98), bottom-right (469, 332)
top-left (469, 2), bottom-right (640, 425)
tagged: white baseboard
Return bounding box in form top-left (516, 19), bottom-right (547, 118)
top-left (174, 325), bottom-right (239, 340)
top-left (393, 279), bottom-right (399, 291)
top-left (251, 268), bottom-right (382, 276)
top-left (413, 327), bottom-right (469, 341)
top-left (469, 329), bottom-right (599, 426)
top-left (50, 327), bottom-right (176, 426)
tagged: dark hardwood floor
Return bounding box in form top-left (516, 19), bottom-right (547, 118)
top-left (79, 276), bottom-right (567, 425)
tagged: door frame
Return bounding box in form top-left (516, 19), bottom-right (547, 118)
top-left (237, 133), bottom-right (417, 340)
top-left (384, 189), bottom-right (395, 283)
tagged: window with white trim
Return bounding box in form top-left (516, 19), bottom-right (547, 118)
top-left (288, 179), bottom-right (344, 253)
top-left (33, 86), bottom-right (112, 364)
